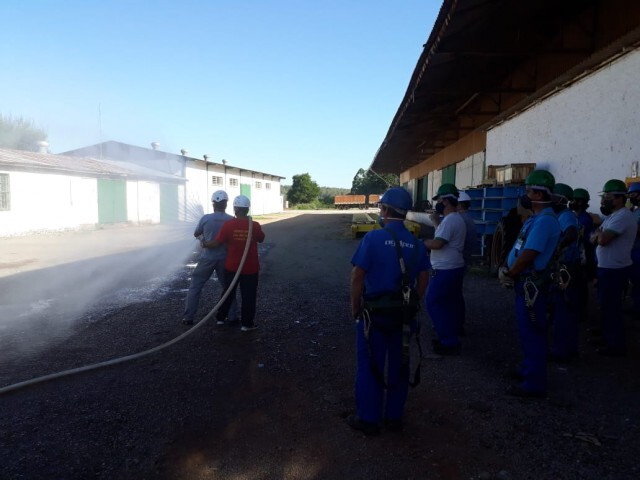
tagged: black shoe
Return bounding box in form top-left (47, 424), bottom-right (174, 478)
top-left (384, 419), bottom-right (404, 433)
top-left (456, 326), bottom-right (466, 337)
top-left (596, 346), bottom-right (627, 357)
top-left (181, 318), bottom-right (194, 326)
top-left (505, 385), bottom-right (546, 398)
top-left (346, 415), bottom-right (380, 436)
top-left (432, 340), bottom-right (461, 356)
top-left (586, 327), bottom-right (602, 336)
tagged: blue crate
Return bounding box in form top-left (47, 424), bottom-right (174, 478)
top-left (483, 198), bottom-right (502, 209)
top-left (469, 209), bottom-right (483, 220)
top-left (483, 210), bottom-right (504, 222)
top-left (484, 187), bottom-right (503, 197)
top-left (503, 186), bottom-right (525, 198)
top-left (465, 188), bottom-right (484, 198)
top-left (475, 221), bottom-right (499, 235)
top-left (501, 198), bottom-right (518, 210)
top-left (470, 198), bottom-right (483, 208)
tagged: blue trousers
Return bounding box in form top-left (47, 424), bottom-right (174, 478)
top-left (184, 257), bottom-right (237, 322)
top-left (550, 282), bottom-right (579, 358)
top-left (354, 316), bottom-right (415, 424)
top-left (597, 267), bottom-right (630, 351)
top-left (514, 281), bottom-right (550, 393)
top-left (426, 267), bottom-right (465, 346)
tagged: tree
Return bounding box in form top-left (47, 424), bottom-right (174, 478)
top-left (287, 173), bottom-right (321, 204)
top-left (0, 114), bottom-right (48, 151)
top-left (351, 168), bottom-right (398, 195)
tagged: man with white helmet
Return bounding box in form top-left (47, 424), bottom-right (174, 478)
top-left (204, 195), bottom-right (266, 331)
top-left (457, 191), bottom-right (478, 335)
top-left (181, 190), bottom-right (237, 326)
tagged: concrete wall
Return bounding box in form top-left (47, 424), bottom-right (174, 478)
top-left (486, 48), bottom-right (640, 200)
top-left (0, 171), bottom-right (99, 236)
top-left (0, 168), bottom-right (173, 236)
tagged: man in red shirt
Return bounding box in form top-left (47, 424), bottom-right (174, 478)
top-left (204, 195), bottom-right (266, 331)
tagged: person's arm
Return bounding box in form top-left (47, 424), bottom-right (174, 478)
top-left (593, 229), bottom-right (619, 246)
top-left (504, 249), bottom-right (538, 278)
top-left (425, 238), bottom-right (447, 250)
top-left (559, 226), bottom-right (578, 249)
top-left (254, 223), bottom-right (266, 243)
top-left (350, 266), bottom-right (366, 319)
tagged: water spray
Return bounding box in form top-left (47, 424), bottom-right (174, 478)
top-left (0, 219), bottom-right (254, 396)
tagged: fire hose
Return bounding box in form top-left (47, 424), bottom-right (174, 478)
top-left (0, 219), bottom-right (254, 396)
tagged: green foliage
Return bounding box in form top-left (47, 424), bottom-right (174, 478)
top-left (351, 168), bottom-right (398, 195)
top-left (0, 114), bottom-right (48, 151)
top-left (286, 173), bottom-right (321, 204)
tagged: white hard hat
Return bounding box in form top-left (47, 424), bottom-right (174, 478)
top-left (458, 191), bottom-right (471, 202)
top-left (211, 190), bottom-right (228, 203)
top-left (233, 195), bottom-right (251, 208)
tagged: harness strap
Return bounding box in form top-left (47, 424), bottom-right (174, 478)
top-left (362, 227), bottom-right (422, 389)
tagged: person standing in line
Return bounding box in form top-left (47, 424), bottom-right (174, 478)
top-left (549, 183), bottom-right (581, 362)
top-left (348, 187), bottom-right (430, 436)
top-left (424, 183), bottom-right (467, 355)
top-left (591, 179), bottom-right (637, 356)
top-left (499, 170), bottom-right (561, 397)
top-left (456, 190), bottom-right (477, 335)
top-left (626, 182), bottom-right (640, 320)
top-left (570, 188), bottom-right (596, 323)
top-left (181, 190), bottom-right (238, 326)
top-left (205, 195), bottom-right (265, 332)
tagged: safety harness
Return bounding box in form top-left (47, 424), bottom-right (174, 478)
top-left (514, 212), bottom-right (558, 323)
top-left (362, 227), bottom-right (422, 389)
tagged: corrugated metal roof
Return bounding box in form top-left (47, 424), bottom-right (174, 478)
top-left (0, 148), bottom-right (185, 183)
top-left (371, 0), bottom-right (640, 175)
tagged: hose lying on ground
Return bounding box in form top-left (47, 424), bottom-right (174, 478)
top-left (0, 219), bottom-right (254, 396)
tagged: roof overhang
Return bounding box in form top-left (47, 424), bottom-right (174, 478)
top-left (371, 0), bottom-right (640, 175)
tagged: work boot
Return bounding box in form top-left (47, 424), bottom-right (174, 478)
top-left (346, 415), bottom-right (380, 436)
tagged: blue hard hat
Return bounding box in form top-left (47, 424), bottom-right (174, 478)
top-left (629, 182), bottom-right (640, 194)
top-left (380, 187), bottom-right (412, 213)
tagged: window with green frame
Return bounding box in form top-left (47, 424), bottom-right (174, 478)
top-left (0, 173), bottom-right (9, 211)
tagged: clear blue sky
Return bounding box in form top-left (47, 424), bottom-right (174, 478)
top-left (0, 1), bottom-right (439, 189)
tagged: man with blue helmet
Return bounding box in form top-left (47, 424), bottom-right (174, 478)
top-left (348, 186), bottom-right (430, 435)
top-left (499, 170), bottom-right (561, 397)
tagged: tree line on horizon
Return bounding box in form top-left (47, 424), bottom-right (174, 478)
top-left (283, 169), bottom-right (399, 209)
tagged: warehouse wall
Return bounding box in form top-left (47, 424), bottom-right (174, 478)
top-left (486, 48), bottom-right (640, 200)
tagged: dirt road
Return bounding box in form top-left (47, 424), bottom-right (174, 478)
top-left (1, 212), bottom-right (639, 479)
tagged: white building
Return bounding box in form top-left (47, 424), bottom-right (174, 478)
top-left (63, 141), bottom-right (285, 217)
top-left (0, 147), bottom-right (185, 237)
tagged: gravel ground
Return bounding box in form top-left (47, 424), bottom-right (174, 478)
top-left (1, 212), bottom-right (639, 479)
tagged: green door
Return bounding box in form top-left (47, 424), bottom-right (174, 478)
top-left (240, 183), bottom-right (251, 214)
top-left (160, 183), bottom-right (179, 223)
top-left (442, 164), bottom-right (456, 185)
top-left (97, 178), bottom-right (127, 224)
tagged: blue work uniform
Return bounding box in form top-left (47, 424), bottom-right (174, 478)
top-left (183, 211), bottom-right (237, 322)
top-left (550, 208), bottom-right (581, 360)
top-left (351, 220), bottom-right (430, 425)
top-left (507, 207), bottom-right (561, 394)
